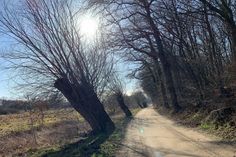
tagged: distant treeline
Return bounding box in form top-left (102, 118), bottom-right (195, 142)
top-left (0, 100), bottom-right (27, 114)
top-left (0, 99), bottom-right (69, 115)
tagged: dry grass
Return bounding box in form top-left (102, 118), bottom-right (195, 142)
top-left (0, 108), bottom-right (89, 157)
top-left (0, 107), bottom-right (141, 157)
top-left (26, 108), bottom-right (141, 157)
top-left (0, 108), bottom-right (83, 137)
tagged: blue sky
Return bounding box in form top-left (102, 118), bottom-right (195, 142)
top-left (0, 34), bottom-right (17, 98)
top-left (0, 51), bottom-right (138, 99)
top-left (0, 39), bottom-right (138, 99)
top-left (0, 0), bottom-right (139, 99)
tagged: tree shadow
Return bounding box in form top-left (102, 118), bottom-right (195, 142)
top-left (41, 117), bottom-right (134, 157)
top-left (41, 132), bottom-right (111, 157)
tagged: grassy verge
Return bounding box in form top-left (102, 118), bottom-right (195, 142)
top-left (27, 109), bottom-right (140, 157)
top-left (91, 109), bottom-right (140, 157)
top-left (157, 106), bottom-right (236, 142)
top-left (199, 122), bottom-right (236, 140)
top-left (90, 118), bottom-right (131, 157)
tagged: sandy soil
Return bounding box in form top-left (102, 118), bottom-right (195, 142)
top-left (117, 107), bottom-right (236, 157)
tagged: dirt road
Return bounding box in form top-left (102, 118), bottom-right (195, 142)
top-left (117, 107), bottom-right (236, 157)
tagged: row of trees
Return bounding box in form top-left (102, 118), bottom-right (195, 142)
top-left (2, 0), bottom-right (235, 134)
top-left (0, 0), bottom-right (147, 134)
top-left (88, 0), bottom-right (236, 111)
top-left (0, 92), bottom-right (65, 114)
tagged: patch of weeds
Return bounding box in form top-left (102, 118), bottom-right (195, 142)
top-left (200, 123), bottom-right (215, 130)
top-left (191, 113), bottom-right (203, 121)
top-left (92, 118), bottom-right (131, 157)
top-left (99, 132), bottom-right (122, 155)
top-left (131, 108), bottom-right (141, 115)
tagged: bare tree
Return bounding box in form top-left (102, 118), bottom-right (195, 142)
top-left (130, 91), bottom-right (148, 109)
top-left (88, 0), bottom-right (234, 108)
top-left (199, 0), bottom-right (236, 62)
top-left (89, 0), bottom-right (182, 111)
top-left (108, 74), bottom-right (132, 117)
top-left (0, 0), bottom-right (115, 134)
top-left (133, 60), bottom-right (169, 108)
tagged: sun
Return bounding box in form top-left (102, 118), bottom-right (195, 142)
top-left (79, 14), bottom-right (99, 40)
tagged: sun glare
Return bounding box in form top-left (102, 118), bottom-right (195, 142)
top-left (79, 14), bottom-right (99, 40)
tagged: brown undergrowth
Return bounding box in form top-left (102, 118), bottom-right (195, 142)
top-left (0, 108), bottom-right (89, 157)
top-left (156, 97), bottom-right (236, 143)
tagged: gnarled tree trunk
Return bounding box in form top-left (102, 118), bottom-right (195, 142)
top-left (54, 78), bottom-right (115, 134)
top-left (116, 92), bottom-right (132, 117)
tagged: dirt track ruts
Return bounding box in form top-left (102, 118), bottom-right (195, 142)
top-left (117, 107), bottom-right (236, 157)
